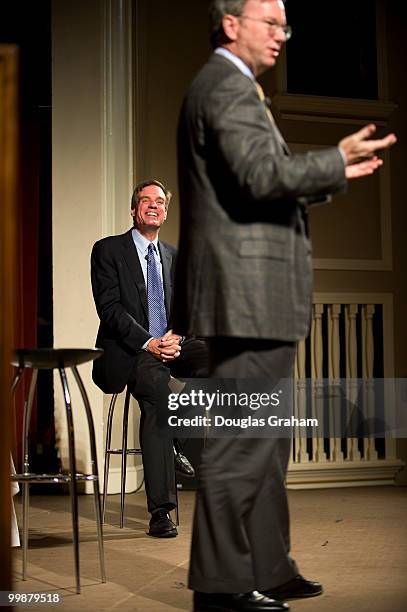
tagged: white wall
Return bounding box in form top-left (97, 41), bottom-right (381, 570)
top-left (52, 0), bottom-right (140, 492)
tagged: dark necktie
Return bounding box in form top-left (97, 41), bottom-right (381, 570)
top-left (147, 243), bottom-right (167, 338)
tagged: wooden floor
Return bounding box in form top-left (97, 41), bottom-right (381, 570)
top-left (12, 486), bottom-right (407, 611)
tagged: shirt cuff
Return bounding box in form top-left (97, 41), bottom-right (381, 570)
top-left (338, 146), bottom-right (347, 167)
top-left (142, 338), bottom-right (153, 351)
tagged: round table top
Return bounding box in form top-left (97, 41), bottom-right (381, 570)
top-left (12, 348), bottom-right (103, 369)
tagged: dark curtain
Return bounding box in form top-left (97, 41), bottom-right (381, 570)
top-left (1, 1), bottom-right (56, 474)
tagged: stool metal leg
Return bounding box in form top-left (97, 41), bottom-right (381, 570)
top-left (120, 388), bottom-right (131, 528)
top-left (11, 366), bottom-right (24, 394)
top-left (102, 393), bottom-right (118, 522)
top-left (59, 367), bottom-right (80, 595)
top-left (72, 366), bottom-right (106, 583)
top-left (175, 483), bottom-right (179, 526)
top-left (21, 369), bottom-right (38, 581)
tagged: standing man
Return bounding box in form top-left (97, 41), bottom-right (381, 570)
top-left (91, 179), bottom-right (207, 538)
top-left (174, 1), bottom-right (396, 610)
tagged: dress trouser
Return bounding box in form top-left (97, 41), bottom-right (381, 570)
top-left (128, 338), bottom-right (208, 513)
top-left (189, 338), bottom-right (299, 593)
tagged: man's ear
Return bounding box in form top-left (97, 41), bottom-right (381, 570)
top-left (130, 207), bottom-right (136, 218)
top-left (222, 14), bottom-right (239, 42)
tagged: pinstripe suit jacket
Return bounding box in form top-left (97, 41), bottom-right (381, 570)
top-left (173, 53), bottom-right (346, 341)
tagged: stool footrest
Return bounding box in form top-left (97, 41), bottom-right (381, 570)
top-left (106, 449), bottom-right (142, 455)
top-left (11, 473), bottom-right (99, 483)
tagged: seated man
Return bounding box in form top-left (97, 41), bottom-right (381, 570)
top-left (91, 179), bottom-right (207, 538)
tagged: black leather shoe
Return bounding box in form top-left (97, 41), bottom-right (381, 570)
top-left (262, 575), bottom-right (322, 600)
top-left (193, 590), bottom-right (289, 611)
top-left (148, 510), bottom-right (177, 538)
top-left (174, 448), bottom-right (195, 478)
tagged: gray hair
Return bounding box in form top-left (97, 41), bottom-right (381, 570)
top-left (209, 0), bottom-right (247, 49)
top-left (209, 0), bottom-right (286, 49)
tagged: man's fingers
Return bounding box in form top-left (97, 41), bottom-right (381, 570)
top-left (160, 342), bottom-right (181, 355)
top-left (159, 339), bottom-right (181, 349)
top-left (366, 133), bottom-right (397, 152)
top-left (159, 350), bottom-right (180, 361)
top-left (352, 133), bottom-right (396, 158)
top-left (355, 123), bottom-right (376, 141)
top-left (360, 134), bottom-right (397, 157)
top-left (162, 348), bottom-right (181, 357)
top-left (160, 330), bottom-right (183, 346)
top-left (345, 157), bottom-right (383, 179)
top-left (339, 125), bottom-right (396, 166)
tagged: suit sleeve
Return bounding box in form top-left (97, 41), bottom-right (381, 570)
top-left (91, 240), bottom-right (151, 351)
top-left (205, 76), bottom-right (347, 203)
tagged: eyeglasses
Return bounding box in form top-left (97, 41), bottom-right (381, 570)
top-left (239, 15), bottom-right (292, 40)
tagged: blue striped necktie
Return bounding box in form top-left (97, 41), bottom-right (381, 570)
top-left (147, 243), bottom-right (167, 338)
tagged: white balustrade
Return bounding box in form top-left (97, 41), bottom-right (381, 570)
top-left (328, 304), bottom-right (343, 463)
top-left (288, 293), bottom-right (403, 488)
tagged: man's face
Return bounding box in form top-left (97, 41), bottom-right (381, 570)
top-left (227, 0), bottom-right (287, 75)
top-left (131, 184), bottom-right (168, 232)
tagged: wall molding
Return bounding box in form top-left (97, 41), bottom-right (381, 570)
top-left (102, 0), bottom-right (134, 236)
top-left (273, 94), bottom-right (397, 126)
top-left (271, 3), bottom-right (394, 272)
top-left (287, 460), bottom-right (404, 489)
top-left (311, 148), bottom-right (393, 271)
top-left (273, 0), bottom-right (394, 128)
top-left (133, 0), bottom-right (148, 182)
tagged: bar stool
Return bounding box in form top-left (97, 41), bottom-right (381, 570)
top-left (11, 348), bottom-right (106, 594)
top-left (102, 386), bottom-right (179, 528)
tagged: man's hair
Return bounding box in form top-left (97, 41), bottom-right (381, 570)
top-left (209, 0), bottom-right (246, 49)
top-left (131, 179), bottom-right (172, 210)
top-left (209, 0), bottom-right (286, 49)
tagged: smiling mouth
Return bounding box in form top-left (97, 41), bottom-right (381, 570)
top-left (146, 212), bottom-right (158, 217)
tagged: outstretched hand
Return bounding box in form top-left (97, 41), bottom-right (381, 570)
top-left (339, 124), bottom-right (396, 180)
top-left (345, 156), bottom-right (383, 179)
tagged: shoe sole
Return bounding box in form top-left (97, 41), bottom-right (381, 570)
top-left (270, 589), bottom-right (323, 601)
top-left (175, 470), bottom-right (195, 478)
top-left (194, 606), bottom-right (238, 612)
top-left (147, 529), bottom-right (178, 538)
top-left (194, 606), bottom-right (286, 612)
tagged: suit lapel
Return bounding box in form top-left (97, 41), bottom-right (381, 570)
top-left (121, 230), bottom-right (149, 319)
top-left (254, 82), bottom-right (290, 156)
top-left (264, 97), bottom-right (290, 155)
top-left (158, 241), bottom-right (173, 320)
top-left (211, 55), bottom-right (290, 155)
top-left (270, 119), bottom-right (290, 156)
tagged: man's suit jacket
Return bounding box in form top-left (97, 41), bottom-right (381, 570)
top-left (91, 229), bottom-right (177, 393)
top-left (173, 53), bottom-right (347, 341)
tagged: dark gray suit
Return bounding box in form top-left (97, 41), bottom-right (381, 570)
top-left (173, 54), bottom-right (346, 592)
